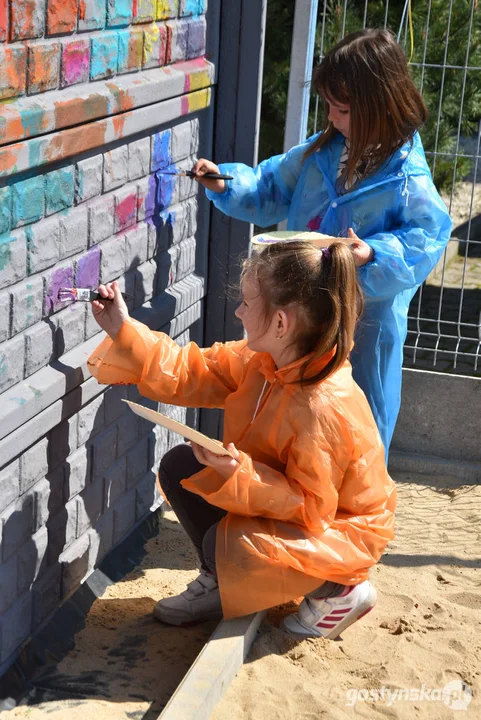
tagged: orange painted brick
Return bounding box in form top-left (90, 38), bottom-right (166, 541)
top-left (47, 0), bottom-right (78, 35)
top-left (27, 40), bottom-right (60, 94)
top-left (0, 46), bottom-right (27, 99)
top-left (0, 0), bottom-right (7, 42)
top-left (10, 0), bottom-right (45, 41)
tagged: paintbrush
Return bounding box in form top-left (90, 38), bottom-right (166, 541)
top-left (157, 170), bottom-right (234, 180)
top-left (58, 288), bottom-right (132, 303)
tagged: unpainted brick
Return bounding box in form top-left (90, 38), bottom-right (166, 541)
top-left (116, 409), bottom-right (139, 456)
top-left (117, 26), bottom-right (143, 74)
top-left (76, 155), bottom-right (103, 205)
top-left (99, 234), bottom-right (127, 283)
top-left (135, 470), bottom-right (157, 519)
top-left (88, 509), bottom-right (114, 565)
top-left (103, 145), bottom-right (129, 192)
top-left (91, 424), bottom-right (118, 480)
top-left (126, 436), bottom-right (150, 489)
top-left (0, 554), bottom-right (17, 614)
top-left (54, 302), bottom-right (87, 357)
top-left (60, 37), bottom-right (90, 87)
top-left (90, 31), bottom-right (119, 80)
top-left (31, 564), bottom-right (61, 627)
top-left (112, 487), bottom-right (136, 543)
top-left (0, 290), bottom-right (9, 342)
top-left (47, 0), bottom-right (78, 35)
top-left (45, 465), bottom-right (65, 514)
top-left (104, 455), bottom-right (127, 508)
top-left (0, 492), bottom-right (34, 562)
top-left (77, 479), bottom-right (104, 535)
top-left (49, 415), bottom-right (79, 470)
top-left (10, 0), bottom-right (45, 41)
top-left (0, 229), bottom-right (27, 289)
top-left (0, 590), bottom-right (32, 664)
top-left (0, 460), bottom-right (20, 514)
top-left (27, 39), bottom-right (59, 95)
top-left (78, 0), bottom-right (106, 31)
top-left (59, 532), bottom-right (90, 599)
top-left (58, 205), bottom-right (89, 259)
top-left (125, 223), bottom-right (148, 269)
top-left (85, 304), bottom-right (103, 340)
top-left (0, 334), bottom-right (25, 394)
top-left (114, 185), bottom-right (138, 234)
top-left (10, 275), bottom-right (43, 336)
top-left (19, 437), bottom-right (48, 495)
top-left (88, 194), bottom-right (115, 246)
top-left (27, 216), bottom-right (60, 275)
top-left (64, 444), bottom-right (90, 501)
top-left (24, 320), bottom-right (54, 377)
top-left (45, 167), bottom-right (75, 216)
top-left (128, 137), bottom-right (151, 181)
top-left (17, 525), bottom-right (48, 592)
top-left (104, 385), bottom-right (128, 425)
top-left (11, 176), bottom-right (44, 228)
top-left (170, 121), bottom-right (193, 163)
top-left (0, 186), bottom-right (12, 236)
top-left (47, 498), bottom-right (77, 564)
top-left (77, 394), bottom-right (106, 446)
top-left (134, 258), bottom-right (157, 306)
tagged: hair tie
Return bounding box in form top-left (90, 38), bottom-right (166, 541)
top-left (321, 247), bottom-right (332, 262)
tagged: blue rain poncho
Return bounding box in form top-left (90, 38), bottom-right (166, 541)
top-left (206, 131), bottom-right (452, 454)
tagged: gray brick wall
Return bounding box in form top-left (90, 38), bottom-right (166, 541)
top-left (0, 0), bottom-right (214, 674)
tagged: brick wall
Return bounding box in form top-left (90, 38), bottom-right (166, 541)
top-left (0, 0), bottom-right (214, 675)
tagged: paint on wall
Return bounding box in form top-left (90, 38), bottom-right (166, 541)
top-left (44, 265), bottom-right (74, 314)
top-left (0, 187), bottom-right (11, 235)
top-left (47, 0), bottom-right (78, 35)
top-left (152, 128), bottom-right (171, 171)
top-left (157, 170), bottom-right (175, 211)
top-left (90, 33), bottom-right (119, 80)
top-left (11, 176), bottom-right (45, 227)
top-left (0, 233), bottom-right (12, 272)
top-left (75, 246), bottom-right (101, 289)
top-left (61, 40), bottom-right (90, 87)
top-left (45, 167), bottom-right (75, 214)
top-left (107, 0), bottom-right (132, 28)
top-left (21, 104), bottom-right (48, 139)
top-left (115, 193), bottom-right (137, 231)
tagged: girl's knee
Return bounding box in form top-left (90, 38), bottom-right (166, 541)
top-left (158, 443), bottom-right (197, 492)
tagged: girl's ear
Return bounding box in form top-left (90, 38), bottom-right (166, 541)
top-left (275, 308), bottom-right (293, 340)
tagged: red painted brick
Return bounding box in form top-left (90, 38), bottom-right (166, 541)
top-left (0, 0), bottom-right (7, 42)
top-left (0, 46), bottom-right (27, 99)
top-left (61, 38), bottom-right (90, 87)
top-left (47, 0), bottom-right (78, 35)
top-left (27, 40), bottom-right (60, 95)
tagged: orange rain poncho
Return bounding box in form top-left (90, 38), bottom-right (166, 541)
top-left (88, 319), bottom-right (396, 619)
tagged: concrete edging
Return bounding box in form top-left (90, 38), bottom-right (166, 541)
top-left (159, 611), bottom-right (266, 720)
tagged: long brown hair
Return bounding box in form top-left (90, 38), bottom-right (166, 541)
top-left (305, 28), bottom-right (428, 187)
top-left (242, 241), bottom-right (363, 385)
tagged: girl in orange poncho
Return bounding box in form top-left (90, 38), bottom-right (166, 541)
top-left (88, 240), bottom-right (396, 639)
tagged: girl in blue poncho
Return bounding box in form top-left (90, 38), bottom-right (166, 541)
top-left (192, 28), bottom-right (452, 457)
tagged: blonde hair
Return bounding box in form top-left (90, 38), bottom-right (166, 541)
top-left (241, 241), bottom-right (363, 384)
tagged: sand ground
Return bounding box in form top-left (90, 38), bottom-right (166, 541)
top-left (7, 470), bottom-right (481, 720)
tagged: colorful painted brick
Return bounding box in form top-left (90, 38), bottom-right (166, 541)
top-left (11, 176), bottom-right (45, 228)
top-left (107, 0), bottom-right (132, 28)
top-left (0, 46), bottom-right (27, 100)
top-left (60, 38), bottom-right (90, 88)
top-left (45, 167), bottom-right (75, 215)
top-left (151, 129), bottom-right (171, 171)
top-left (167, 19), bottom-right (189, 63)
top-left (10, 0), bottom-right (45, 41)
top-left (90, 31), bottom-right (119, 80)
top-left (179, 0), bottom-right (204, 16)
top-left (0, 0), bottom-right (7, 42)
top-left (27, 40), bottom-right (60, 95)
top-left (75, 245), bottom-right (101, 289)
top-left (10, 275), bottom-right (44, 336)
top-left (187, 15), bottom-right (206, 58)
top-left (47, 0), bottom-right (78, 35)
top-left (44, 261), bottom-right (73, 313)
top-left (0, 187), bottom-right (11, 235)
top-left (117, 27), bottom-right (144, 74)
top-left (78, 0), bottom-right (106, 31)
top-left (142, 22), bottom-right (166, 69)
top-left (114, 186), bottom-right (138, 233)
top-left (156, 0), bottom-right (178, 20)
top-left (0, 230), bottom-right (27, 289)
top-left (133, 0), bottom-right (155, 23)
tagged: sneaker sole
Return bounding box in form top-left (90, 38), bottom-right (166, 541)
top-left (153, 605), bottom-right (223, 627)
top-left (282, 584), bottom-right (377, 640)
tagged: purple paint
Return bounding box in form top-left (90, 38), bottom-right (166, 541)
top-left (45, 266), bottom-right (74, 314)
top-left (307, 215), bottom-right (323, 231)
top-left (75, 247), bottom-right (101, 289)
top-left (146, 174), bottom-right (156, 217)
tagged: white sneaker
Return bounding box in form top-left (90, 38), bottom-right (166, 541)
top-left (281, 581), bottom-right (377, 640)
top-left (153, 570), bottom-right (223, 626)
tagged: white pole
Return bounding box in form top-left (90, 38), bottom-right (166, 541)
top-left (283, 0), bottom-right (319, 153)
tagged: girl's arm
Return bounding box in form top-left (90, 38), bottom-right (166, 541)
top-left (198, 134), bottom-right (320, 228)
top-left (358, 175), bottom-right (453, 300)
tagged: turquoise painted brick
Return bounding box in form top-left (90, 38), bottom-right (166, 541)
top-left (180, 0), bottom-right (205, 16)
top-left (107, 0), bottom-right (132, 28)
top-left (11, 176), bottom-right (44, 227)
top-left (90, 32), bottom-right (119, 80)
top-left (45, 167), bottom-right (75, 215)
top-left (0, 187), bottom-right (11, 235)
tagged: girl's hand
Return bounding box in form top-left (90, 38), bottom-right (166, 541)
top-left (348, 228), bottom-right (374, 267)
top-left (191, 441), bottom-right (241, 479)
top-left (191, 158), bottom-right (226, 194)
top-left (91, 282), bottom-right (129, 339)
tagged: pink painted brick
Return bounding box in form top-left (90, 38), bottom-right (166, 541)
top-left (61, 38), bottom-right (90, 88)
top-left (10, 0), bottom-right (45, 41)
top-left (0, 46), bottom-right (27, 100)
top-left (27, 40), bottom-right (60, 95)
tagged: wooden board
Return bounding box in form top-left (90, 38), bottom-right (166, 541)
top-left (122, 400), bottom-right (234, 457)
top-left (251, 229), bottom-right (351, 248)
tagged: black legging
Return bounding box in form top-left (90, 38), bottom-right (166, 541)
top-left (158, 443), bottom-right (346, 598)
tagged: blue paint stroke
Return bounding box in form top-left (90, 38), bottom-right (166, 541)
top-left (156, 166), bottom-right (176, 210)
top-left (0, 187), bottom-right (11, 235)
top-left (45, 168), bottom-right (75, 214)
top-left (20, 104), bottom-right (45, 139)
top-left (107, 0), bottom-right (132, 28)
top-left (152, 129), bottom-right (171, 171)
top-left (90, 32), bottom-right (119, 80)
top-left (11, 176), bottom-right (45, 227)
top-left (185, 0), bottom-right (204, 16)
top-left (117, 29), bottom-right (130, 72)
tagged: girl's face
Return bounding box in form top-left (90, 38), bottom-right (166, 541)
top-left (327, 99), bottom-right (350, 138)
top-left (235, 274), bottom-right (277, 353)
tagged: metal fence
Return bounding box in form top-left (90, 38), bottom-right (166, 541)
top-left (303, 0), bottom-right (481, 376)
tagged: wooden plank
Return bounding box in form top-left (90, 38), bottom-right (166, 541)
top-left (159, 611), bottom-right (265, 720)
